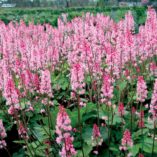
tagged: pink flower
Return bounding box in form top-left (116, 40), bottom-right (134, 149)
top-left (0, 120), bottom-right (7, 139)
top-left (56, 106), bottom-right (76, 157)
top-left (59, 136), bottom-right (77, 157)
top-left (120, 129), bottom-right (133, 151)
top-left (101, 74), bottom-right (113, 105)
top-left (149, 62), bottom-right (157, 76)
top-left (136, 76), bottom-right (147, 102)
top-left (150, 79), bottom-right (157, 120)
top-left (3, 77), bottom-right (19, 106)
top-left (33, 73), bottom-right (40, 91)
top-left (79, 101), bottom-right (86, 107)
top-left (118, 102), bottom-right (125, 116)
top-left (18, 122), bottom-right (28, 139)
top-left (138, 110), bottom-right (145, 128)
top-left (40, 109), bottom-right (46, 114)
top-left (93, 150), bottom-right (98, 155)
top-left (0, 140), bottom-right (6, 149)
top-left (132, 107), bottom-right (136, 114)
top-left (92, 124), bottom-right (103, 146)
top-left (40, 69), bottom-right (52, 97)
top-left (93, 124), bottom-right (101, 138)
top-left (20, 70), bottom-right (33, 91)
top-left (70, 63), bottom-right (85, 95)
top-left (0, 120), bottom-right (7, 149)
top-left (138, 153), bottom-right (144, 157)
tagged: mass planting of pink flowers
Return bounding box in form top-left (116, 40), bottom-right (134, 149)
top-left (0, 6), bottom-right (157, 157)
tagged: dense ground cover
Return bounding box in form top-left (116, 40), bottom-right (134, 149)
top-left (0, 6), bottom-right (157, 157)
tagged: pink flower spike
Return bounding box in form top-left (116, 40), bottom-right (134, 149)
top-left (40, 69), bottom-right (52, 97)
top-left (56, 106), bottom-right (76, 157)
top-left (136, 76), bottom-right (147, 102)
top-left (0, 120), bottom-right (7, 149)
top-left (120, 129), bottom-right (133, 151)
top-left (118, 102), bottom-right (125, 116)
top-left (150, 79), bottom-right (157, 120)
top-left (91, 124), bottom-right (103, 146)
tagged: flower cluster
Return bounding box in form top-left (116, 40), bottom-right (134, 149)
top-left (56, 106), bottom-right (76, 157)
top-left (138, 153), bottom-right (144, 157)
top-left (150, 79), bottom-right (157, 120)
top-left (136, 76), bottom-right (147, 102)
top-left (118, 102), bottom-right (125, 117)
top-left (101, 74), bottom-right (113, 105)
top-left (0, 120), bottom-right (7, 149)
top-left (149, 62), bottom-right (157, 76)
top-left (18, 122), bottom-right (28, 139)
top-left (40, 69), bottom-right (53, 97)
top-left (120, 129), bottom-right (133, 151)
top-left (70, 63), bottom-right (85, 95)
top-left (138, 110), bottom-right (145, 128)
top-left (91, 124), bottom-right (103, 147)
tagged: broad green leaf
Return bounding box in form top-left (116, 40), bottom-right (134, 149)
top-left (130, 144), bottom-right (141, 156)
top-left (76, 144), bottom-right (92, 157)
top-left (82, 126), bottom-right (93, 145)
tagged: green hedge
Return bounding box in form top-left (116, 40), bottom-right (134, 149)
top-left (0, 6), bottom-right (149, 26)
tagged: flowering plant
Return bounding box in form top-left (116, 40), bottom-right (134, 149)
top-left (0, 7), bottom-right (157, 157)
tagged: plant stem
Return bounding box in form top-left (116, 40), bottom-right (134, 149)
top-left (5, 147), bottom-right (11, 157)
top-left (151, 121), bottom-right (156, 157)
top-left (25, 140), bottom-right (34, 157)
top-left (107, 106), bottom-right (110, 157)
top-left (130, 104), bottom-right (133, 133)
top-left (96, 83), bottom-right (100, 127)
top-left (77, 93), bottom-right (85, 157)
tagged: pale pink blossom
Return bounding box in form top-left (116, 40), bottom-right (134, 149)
top-left (149, 79), bottom-right (157, 120)
top-left (70, 63), bottom-right (85, 95)
top-left (136, 76), bottom-right (147, 102)
top-left (101, 74), bottom-right (113, 105)
top-left (0, 120), bottom-right (7, 149)
top-left (40, 69), bottom-right (52, 97)
top-left (56, 106), bottom-right (76, 157)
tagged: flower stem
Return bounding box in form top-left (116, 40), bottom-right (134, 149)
top-left (77, 93), bottom-right (85, 157)
top-left (151, 121), bottom-right (156, 157)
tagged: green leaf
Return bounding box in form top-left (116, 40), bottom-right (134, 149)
top-left (32, 125), bottom-right (51, 141)
top-left (76, 144), bottom-right (92, 157)
top-left (14, 140), bottom-right (25, 144)
top-left (13, 149), bottom-right (25, 157)
top-left (112, 114), bottom-right (121, 125)
top-left (132, 128), bottom-right (149, 140)
top-left (143, 142), bottom-right (152, 153)
top-left (82, 111), bottom-right (97, 122)
top-left (130, 144), bottom-right (141, 156)
top-left (119, 80), bottom-right (127, 92)
top-left (82, 126), bottom-right (93, 145)
top-left (100, 127), bottom-right (108, 141)
top-left (109, 146), bottom-right (119, 153)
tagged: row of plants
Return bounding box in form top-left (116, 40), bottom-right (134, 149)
top-left (0, 6), bottom-right (148, 26)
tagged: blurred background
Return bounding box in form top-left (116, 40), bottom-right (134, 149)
top-left (0, 0), bottom-right (156, 8)
top-left (0, 0), bottom-right (156, 30)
